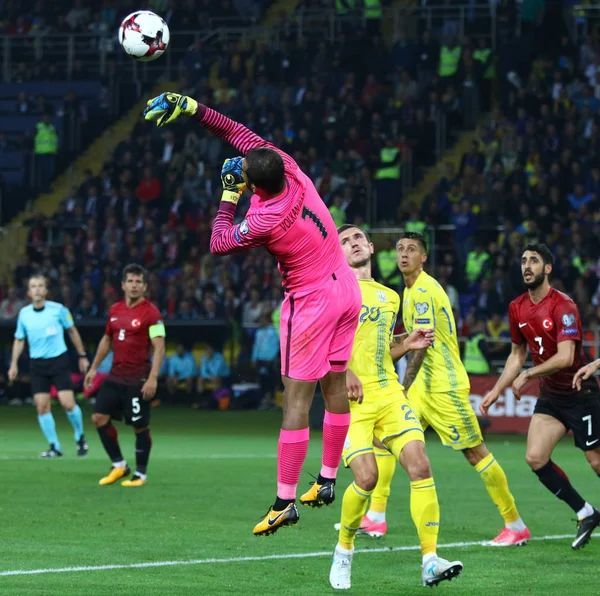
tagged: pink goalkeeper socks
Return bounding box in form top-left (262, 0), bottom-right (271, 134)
top-left (320, 410), bottom-right (351, 480)
top-left (277, 427), bottom-right (310, 500)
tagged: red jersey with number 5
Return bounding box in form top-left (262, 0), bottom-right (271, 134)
top-left (508, 288), bottom-right (597, 399)
top-left (105, 299), bottom-right (163, 385)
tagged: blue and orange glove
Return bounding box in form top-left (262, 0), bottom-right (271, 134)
top-left (221, 157), bottom-right (246, 205)
top-left (143, 92), bottom-right (198, 127)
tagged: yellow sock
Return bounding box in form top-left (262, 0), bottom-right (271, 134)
top-left (475, 453), bottom-right (520, 524)
top-left (369, 447), bottom-right (397, 514)
top-left (338, 482), bottom-right (373, 550)
top-left (410, 478), bottom-right (440, 556)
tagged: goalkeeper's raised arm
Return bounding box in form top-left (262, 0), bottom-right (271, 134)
top-left (144, 92), bottom-right (296, 169)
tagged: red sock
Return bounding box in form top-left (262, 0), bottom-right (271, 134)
top-left (277, 428), bottom-right (310, 500)
top-left (320, 410), bottom-right (350, 480)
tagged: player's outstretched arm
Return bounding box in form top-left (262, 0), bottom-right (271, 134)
top-left (402, 348), bottom-right (427, 391)
top-left (210, 158), bottom-right (274, 256)
top-left (573, 358), bottom-right (600, 390)
top-left (144, 93), bottom-right (295, 164)
top-left (390, 329), bottom-right (434, 363)
top-left (480, 342), bottom-right (527, 415)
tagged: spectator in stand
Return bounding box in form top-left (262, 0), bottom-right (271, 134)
top-left (136, 166), bottom-right (162, 206)
top-left (0, 287), bottom-right (26, 319)
top-left (251, 313), bottom-right (280, 408)
top-left (167, 343), bottom-right (197, 398)
top-left (195, 344), bottom-right (230, 405)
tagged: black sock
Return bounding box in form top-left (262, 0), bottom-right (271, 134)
top-left (317, 474), bottom-right (335, 485)
top-left (534, 460), bottom-right (586, 513)
top-left (273, 496), bottom-right (294, 510)
top-left (135, 428), bottom-right (152, 475)
top-left (97, 423), bottom-right (124, 463)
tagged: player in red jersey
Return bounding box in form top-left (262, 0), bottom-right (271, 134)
top-left (85, 264), bottom-right (166, 487)
top-left (145, 93), bottom-right (361, 535)
top-left (481, 244), bottom-right (600, 549)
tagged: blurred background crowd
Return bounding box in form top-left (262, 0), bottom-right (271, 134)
top-left (0, 0), bottom-right (600, 406)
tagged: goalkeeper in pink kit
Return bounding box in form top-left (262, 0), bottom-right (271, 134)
top-left (145, 93), bottom-right (361, 535)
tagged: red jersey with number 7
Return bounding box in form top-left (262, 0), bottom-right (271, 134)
top-left (105, 299), bottom-right (165, 385)
top-left (508, 288), bottom-right (598, 400)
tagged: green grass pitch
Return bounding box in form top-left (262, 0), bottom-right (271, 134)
top-left (1, 404), bottom-right (599, 595)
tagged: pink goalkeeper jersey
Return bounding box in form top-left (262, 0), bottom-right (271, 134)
top-left (200, 107), bottom-right (349, 293)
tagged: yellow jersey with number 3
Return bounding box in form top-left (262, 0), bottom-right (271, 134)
top-left (402, 270), bottom-right (469, 394)
top-left (349, 279), bottom-right (402, 394)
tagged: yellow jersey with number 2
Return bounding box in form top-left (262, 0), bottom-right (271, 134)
top-left (402, 270), bottom-right (469, 394)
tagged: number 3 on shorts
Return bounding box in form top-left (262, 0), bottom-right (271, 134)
top-left (132, 397), bottom-right (141, 414)
top-left (448, 425), bottom-right (461, 442)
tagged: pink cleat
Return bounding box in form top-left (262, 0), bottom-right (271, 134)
top-left (357, 515), bottom-right (387, 538)
top-left (488, 527), bottom-right (530, 547)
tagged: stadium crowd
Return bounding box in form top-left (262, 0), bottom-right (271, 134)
top-left (0, 1), bottom-right (599, 398)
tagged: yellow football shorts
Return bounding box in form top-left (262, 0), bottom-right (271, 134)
top-left (342, 384), bottom-right (424, 467)
top-left (407, 386), bottom-right (482, 450)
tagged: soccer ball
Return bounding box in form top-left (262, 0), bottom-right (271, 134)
top-left (119, 11), bottom-right (170, 62)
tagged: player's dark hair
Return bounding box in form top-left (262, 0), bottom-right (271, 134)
top-left (122, 263), bottom-right (148, 283)
top-left (399, 231), bottom-right (428, 254)
top-left (28, 273), bottom-right (48, 287)
top-left (245, 148), bottom-right (285, 195)
top-left (337, 224), bottom-right (371, 244)
top-left (523, 243), bottom-right (554, 267)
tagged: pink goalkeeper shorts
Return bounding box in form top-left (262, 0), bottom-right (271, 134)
top-left (279, 268), bottom-right (361, 381)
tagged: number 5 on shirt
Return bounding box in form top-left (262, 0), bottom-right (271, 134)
top-left (118, 329), bottom-right (126, 341)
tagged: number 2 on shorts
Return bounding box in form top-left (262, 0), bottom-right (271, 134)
top-left (401, 403), bottom-right (417, 422)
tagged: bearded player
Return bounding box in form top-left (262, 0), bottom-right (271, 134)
top-left (325, 225), bottom-right (463, 589)
top-left (481, 243), bottom-right (600, 549)
top-left (144, 93), bottom-right (361, 535)
top-left (85, 264), bottom-right (166, 487)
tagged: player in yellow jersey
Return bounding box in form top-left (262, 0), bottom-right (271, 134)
top-left (380, 231), bottom-right (528, 546)
top-left (310, 225), bottom-right (463, 590)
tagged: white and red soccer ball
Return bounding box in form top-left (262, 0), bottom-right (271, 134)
top-left (119, 10), bottom-right (170, 62)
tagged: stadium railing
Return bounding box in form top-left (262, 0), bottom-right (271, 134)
top-left (0, 317), bottom-right (232, 355)
top-left (295, 4), bottom-right (499, 47)
top-left (0, 4), bottom-right (499, 85)
top-left (571, 5), bottom-right (600, 43)
top-left (369, 224), bottom-right (497, 274)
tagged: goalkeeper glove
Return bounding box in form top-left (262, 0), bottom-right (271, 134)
top-left (143, 92), bottom-right (198, 127)
top-left (220, 157), bottom-right (246, 205)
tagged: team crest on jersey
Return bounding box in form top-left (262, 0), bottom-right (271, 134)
top-left (376, 290), bottom-right (387, 303)
top-left (415, 302), bottom-right (429, 315)
top-left (562, 314), bottom-right (575, 327)
top-left (132, 319), bottom-right (141, 328)
top-left (542, 318), bottom-right (553, 330)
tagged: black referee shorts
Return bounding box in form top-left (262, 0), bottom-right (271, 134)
top-left (30, 352), bottom-right (73, 396)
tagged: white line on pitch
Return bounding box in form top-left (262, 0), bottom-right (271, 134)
top-left (0, 453), bottom-right (278, 461)
top-left (0, 534), bottom-right (573, 577)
